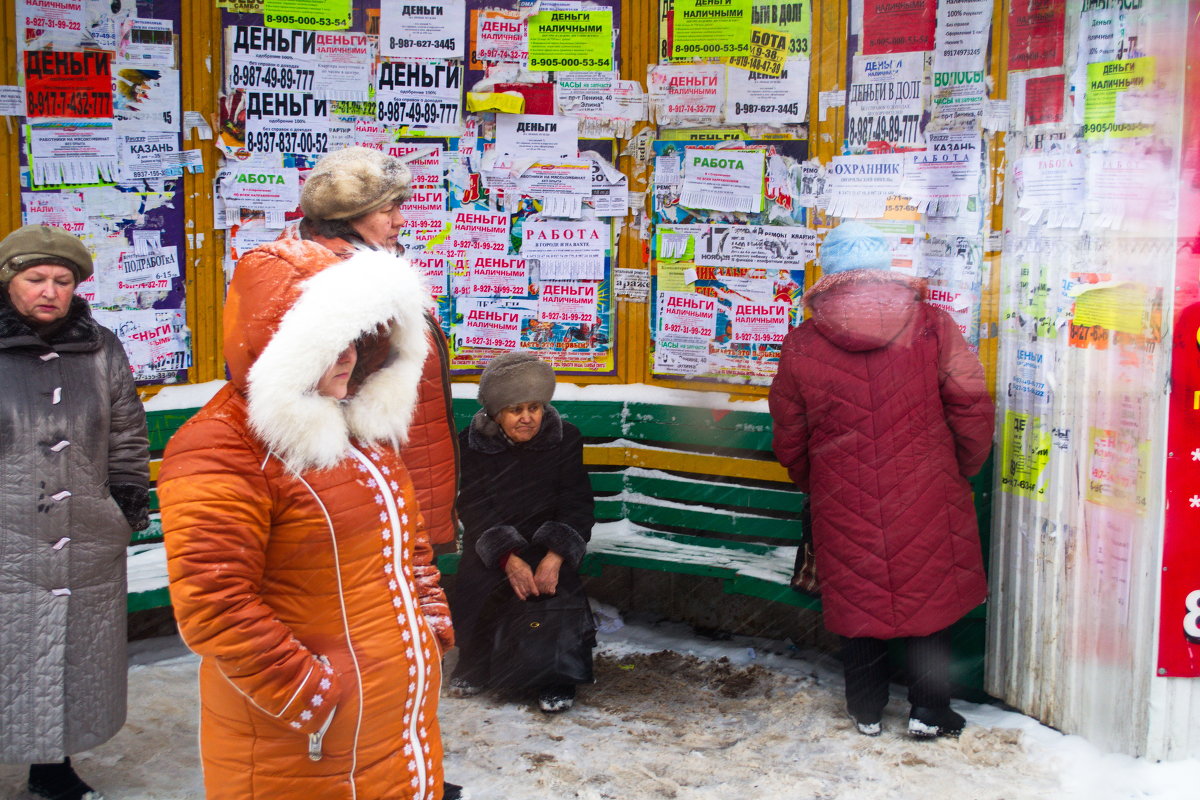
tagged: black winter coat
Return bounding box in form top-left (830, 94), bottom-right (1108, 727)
top-left (450, 405), bottom-right (594, 685)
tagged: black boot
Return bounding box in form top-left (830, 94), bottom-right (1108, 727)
top-left (27, 758), bottom-right (104, 800)
top-left (537, 684), bottom-right (576, 713)
top-left (443, 781), bottom-right (466, 799)
top-left (907, 705), bottom-right (966, 739)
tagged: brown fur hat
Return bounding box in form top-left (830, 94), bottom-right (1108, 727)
top-left (300, 146), bottom-right (413, 221)
top-left (478, 350), bottom-right (556, 417)
top-left (0, 224), bottom-right (93, 283)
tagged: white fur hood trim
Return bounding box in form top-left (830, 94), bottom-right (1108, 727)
top-left (246, 249), bottom-right (431, 472)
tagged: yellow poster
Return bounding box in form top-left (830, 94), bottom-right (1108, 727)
top-left (263, 0), bottom-right (351, 30)
top-left (726, 27), bottom-right (790, 76)
top-left (1000, 410), bottom-right (1051, 500)
top-left (752, 0), bottom-right (810, 57)
top-left (1084, 57), bottom-right (1155, 139)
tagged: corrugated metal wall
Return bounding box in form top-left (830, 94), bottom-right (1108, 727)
top-left (987, 0), bottom-right (1200, 760)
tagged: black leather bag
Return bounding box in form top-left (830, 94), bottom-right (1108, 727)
top-left (488, 589), bottom-right (597, 688)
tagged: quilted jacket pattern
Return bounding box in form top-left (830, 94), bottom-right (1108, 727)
top-left (0, 293), bottom-right (149, 762)
top-left (160, 242), bottom-right (451, 799)
top-left (769, 271), bottom-right (994, 639)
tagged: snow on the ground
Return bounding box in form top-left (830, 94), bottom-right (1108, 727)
top-left (2, 614), bottom-right (1196, 800)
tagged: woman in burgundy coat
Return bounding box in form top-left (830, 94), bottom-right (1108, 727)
top-left (769, 221), bottom-right (994, 739)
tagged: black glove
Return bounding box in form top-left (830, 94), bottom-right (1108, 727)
top-left (111, 484), bottom-right (151, 532)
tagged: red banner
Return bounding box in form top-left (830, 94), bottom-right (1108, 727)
top-left (862, 0), bottom-right (936, 55)
top-left (1008, 0), bottom-right (1065, 71)
top-left (1158, 0), bottom-right (1200, 677)
top-left (23, 50), bottom-right (113, 119)
top-left (1024, 74), bottom-right (1064, 126)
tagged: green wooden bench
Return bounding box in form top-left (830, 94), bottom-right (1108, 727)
top-left (132, 392), bottom-right (992, 692)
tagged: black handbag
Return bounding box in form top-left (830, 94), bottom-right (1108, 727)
top-left (790, 497), bottom-right (820, 596)
top-left (488, 589), bottom-right (597, 688)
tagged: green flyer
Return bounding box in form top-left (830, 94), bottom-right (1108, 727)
top-left (528, 10), bottom-right (614, 71)
top-left (671, 0), bottom-right (753, 61)
top-left (262, 0), bottom-right (351, 30)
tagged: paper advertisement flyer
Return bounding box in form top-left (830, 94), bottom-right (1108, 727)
top-left (679, 148), bottom-right (765, 214)
top-left (846, 53), bottom-right (924, 150)
top-left (379, 0), bottom-right (465, 59)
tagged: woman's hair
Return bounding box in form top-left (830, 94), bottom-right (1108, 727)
top-left (299, 215), bottom-right (362, 243)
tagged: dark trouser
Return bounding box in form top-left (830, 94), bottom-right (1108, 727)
top-left (841, 626), bottom-right (953, 720)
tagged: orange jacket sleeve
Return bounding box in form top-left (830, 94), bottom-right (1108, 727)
top-left (160, 416), bottom-right (340, 735)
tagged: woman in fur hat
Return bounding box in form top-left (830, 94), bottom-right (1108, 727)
top-left (289, 145), bottom-right (460, 560)
top-left (160, 246), bottom-right (454, 799)
top-left (769, 221), bottom-right (994, 740)
top-left (0, 224), bottom-right (150, 800)
top-left (449, 351), bottom-right (596, 713)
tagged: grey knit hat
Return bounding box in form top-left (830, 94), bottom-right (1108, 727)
top-left (0, 224), bottom-right (93, 284)
top-left (478, 351), bottom-right (556, 417)
top-left (300, 146), bottom-right (413, 221)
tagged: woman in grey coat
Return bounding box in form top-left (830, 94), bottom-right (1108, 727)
top-left (0, 225), bottom-right (150, 800)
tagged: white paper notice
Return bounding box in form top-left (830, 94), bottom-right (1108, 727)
top-left (476, 8), bottom-right (527, 64)
top-left (495, 114), bottom-right (579, 158)
top-left (847, 53), bottom-right (924, 150)
top-left (22, 191), bottom-right (86, 235)
top-left (449, 210), bottom-right (510, 253)
top-left (412, 255), bottom-right (448, 298)
top-left (459, 297), bottom-right (523, 349)
top-left (93, 309), bottom-right (190, 380)
top-left (731, 301), bottom-right (789, 345)
top-left (903, 131), bottom-right (981, 216)
top-left (932, 0), bottom-right (993, 118)
top-left (470, 255), bottom-right (529, 296)
top-left (679, 148), bottom-right (765, 214)
top-left (399, 188), bottom-right (448, 228)
top-left (223, 166), bottom-right (300, 211)
top-left (825, 153), bottom-right (907, 219)
top-left (314, 32), bottom-right (374, 101)
top-left (653, 339), bottom-right (709, 376)
top-left (521, 220), bottom-right (608, 280)
top-left (647, 64), bottom-right (725, 125)
top-left (117, 18), bottom-right (175, 67)
top-left (694, 224), bottom-right (817, 271)
top-left (385, 143), bottom-right (444, 187)
top-left (375, 60), bottom-right (463, 132)
top-left (537, 281), bottom-right (598, 324)
top-left (1016, 152), bottom-right (1086, 228)
top-left (243, 91), bottom-right (332, 156)
top-left (0, 86), bottom-right (26, 116)
top-left (657, 291), bottom-right (718, 344)
top-left (518, 160), bottom-right (592, 213)
top-left (119, 246), bottom-right (181, 288)
top-left (28, 121), bottom-right (118, 186)
top-left (379, 0), bottom-right (465, 59)
top-left (725, 58), bottom-right (810, 125)
top-left (119, 131), bottom-right (179, 181)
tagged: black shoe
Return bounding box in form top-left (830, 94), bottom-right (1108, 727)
top-left (907, 706), bottom-right (965, 739)
top-left (846, 706), bottom-right (882, 737)
top-left (538, 684), bottom-right (576, 713)
top-left (28, 758), bottom-right (104, 800)
top-left (447, 675), bottom-right (483, 697)
top-left (443, 781), bottom-right (466, 800)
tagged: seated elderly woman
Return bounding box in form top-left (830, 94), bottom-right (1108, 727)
top-left (448, 351), bottom-right (595, 713)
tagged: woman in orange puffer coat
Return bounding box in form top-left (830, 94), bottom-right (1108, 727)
top-left (159, 242), bottom-right (453, 800)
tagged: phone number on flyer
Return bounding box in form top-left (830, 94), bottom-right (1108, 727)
top-left (377, 100), bottom-right (459, 127)
top-left (230, 64), bottom-right (315, 92)
top-left (245, 130), bottom-right (329, 154)
top-left (388, 37), bottom-right (456, 51)
top-left (263, 14), bottom-right (350, 27)
top-left (527, 56), bottom-right (610, 70)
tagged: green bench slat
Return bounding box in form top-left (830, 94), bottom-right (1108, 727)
top-left (594, 497), bottom-right (803, 541)
top-left (127, 587), bottom-right (171, 613)
top-left (622, 473), bottom-right (804, 513)
top-left (147, 408), bottom-right (200, 451)
top-left (623, 403), bottom-right (773, 451)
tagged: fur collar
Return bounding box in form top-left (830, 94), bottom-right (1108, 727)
top-left (244, 249), bottom-right (431, 472)
top-left (467, 404), bottom-right (564, 454)
top-left (0, 292), bottom-right (102, 351)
